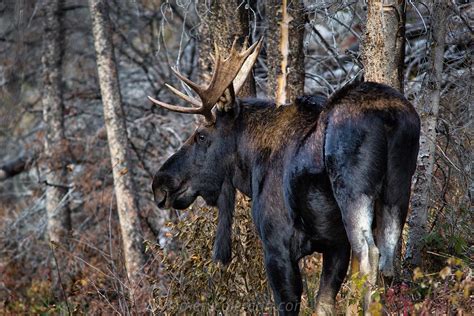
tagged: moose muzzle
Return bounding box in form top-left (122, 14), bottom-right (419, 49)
top-left (152, 172), bottom-right (180, 208)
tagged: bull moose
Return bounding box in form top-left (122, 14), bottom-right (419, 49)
top-left (149, 38), bottom-right (420, 315)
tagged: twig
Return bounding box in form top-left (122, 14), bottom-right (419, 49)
top-left (50, 242), bottom-right (72, 315)
top-left (40, 180), bottom-right (73, 190)
top-left (435, 143), bottom-right (463, 173)
top-left (310, 25), bottom-right (348, 76)
top-left (426, 250), bottom-right (454, 259)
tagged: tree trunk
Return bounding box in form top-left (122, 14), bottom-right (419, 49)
top-left (405, 0), bottom-right (449, 267)
top-left (362, 0), bottom-right (406, 91)
top-left (266, 0), bottom-right (305, 105)
top-left (88, 0), bottom-right (149, 305)
top-left (361, 0), bottom-right (407, 282)
top-left (197, 0), bottom-right (255, 97)
top-left (42, 0), bottom-right (71, 247)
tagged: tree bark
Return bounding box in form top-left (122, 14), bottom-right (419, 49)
top-left (360, 0), bottom-right (407, 282)
top-left (405, 0), bottom-right (449, 267)
top-left (42, 0), bottom-right (71, 246)
top-left (197, 0), bottom-right (255, 97)
top-left (362, 0), bottom-right (406, 91)
top-left (266, 0), bottom-right (305, 105)
top-left (88, 0), bottom-right (149, 304)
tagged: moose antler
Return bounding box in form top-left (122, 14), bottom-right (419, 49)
top-left (148, 37), bottom-right (263, 122)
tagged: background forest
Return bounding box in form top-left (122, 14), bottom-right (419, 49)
top-left (0, 0), bottom-right (472, 314)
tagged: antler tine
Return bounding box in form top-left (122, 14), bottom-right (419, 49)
top-left (213, 42), bottom-right (221, 63)
top-left (170, 67), bottom-right (204, 94)
top-left (148, 37), bottom-right (263, 123)
top-left (229, 37), bottom-right (239, 54)
top-left (201, 38), bottom-right (263, 107)
top-left (147, 95), bottom-right (214, 122)
top-left (147, 96), bottom-right (201, 114)
top-left (205, 47), bottom-right (224, 98)
top-left (242, 36), bottom-right (249, 50)
top-left (232, 37), bottom-right (264, 95)
top-left (165, 83), bottom-right (202, 108)
top-left (238, 36), bottom-right (262, 58)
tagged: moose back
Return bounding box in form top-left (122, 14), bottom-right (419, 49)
top-left (150, 40), bottom-right (420, 315)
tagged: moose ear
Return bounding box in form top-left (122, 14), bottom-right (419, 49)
top-left (215, 84), bottom-right (241, 121)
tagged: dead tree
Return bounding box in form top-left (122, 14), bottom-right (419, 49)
top-left (405, 0), bottom-right (449, 268)
top-left (88, 0), bottom-right (149, 305)
top-left (266, 0), bottom-right (305, 105)
top-left (42, 0), bottom-right (71, 246)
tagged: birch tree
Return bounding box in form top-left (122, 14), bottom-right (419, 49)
top-left (405, 0), bottom-right (449, 267)
top-left (88, 0), bottom-right (149, 304)
top-left (266, 0), bottom-right (305, 105)
top-left (42, 0), bottom-right (71, 247)
top-left (361, 0), bottom-right (406, 91)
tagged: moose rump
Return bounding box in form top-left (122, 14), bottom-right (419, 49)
top-left (149, 39), bottom-right (420, 315)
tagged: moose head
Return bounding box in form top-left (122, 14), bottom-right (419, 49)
top-left (149, 38), bottom-right (263, 264)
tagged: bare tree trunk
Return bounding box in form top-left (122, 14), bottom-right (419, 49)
top-left (266, 0), bottom-right (305, 105)
top-left (197, 1), bottom-right (255, 97)
top-left (361, 0), bottom-right (407, 282)
top-left (88, 0), bottom-right (149, 306)
top-left (362, 0), bottom-right (406, 91)
top-left (405, 0), bottom-right (449, 267)
top-left (42, 0), bottom-right (71, 246)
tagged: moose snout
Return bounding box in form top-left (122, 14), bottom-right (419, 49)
top-left (152, 172), bottom-right (179, 208)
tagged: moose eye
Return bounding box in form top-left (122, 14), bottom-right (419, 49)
top-left (196, 133), bottom-right (206, 143)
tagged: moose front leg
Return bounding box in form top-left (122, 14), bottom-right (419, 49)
top-left (252, 166), bottom-right (303, 314)
top-left (316, 245), bottom-right (351, 315)
top-left (263, 242), bottom-right (302, 315)
top-left (255, 209), bottom-right (303, 315)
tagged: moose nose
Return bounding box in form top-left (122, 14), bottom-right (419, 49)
top-left (153, 188), bottom-right (167, 208)
top-left (152, 174), bottom-right (167, 208)
top-left (152, 172), bottom-right (179, 208)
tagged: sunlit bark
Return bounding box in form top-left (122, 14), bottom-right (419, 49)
top-left (88, 0), bottom-right (149, 305)
top-left (266, 0), bottom-right (305, 105)
top-left (362, 0), bottom-right (406, 91)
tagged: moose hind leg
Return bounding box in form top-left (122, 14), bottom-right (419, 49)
top-left (343, 196), bottom-right (380, 286)
top-left (325, 116), bottom-right (388, 312)
top-left (376, 169), bottom-right (413, 278)
top-left (316, 245), bottom-right (351, 315)
top-left (340, 195), bottom-right (380, 315)
top-left (375, 204), bottom-right (403, 279)
top-left (376, 123), bottom-right (418, 279)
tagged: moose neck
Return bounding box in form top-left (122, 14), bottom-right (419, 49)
top-left (230, 99), bottom-right (319, 197)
